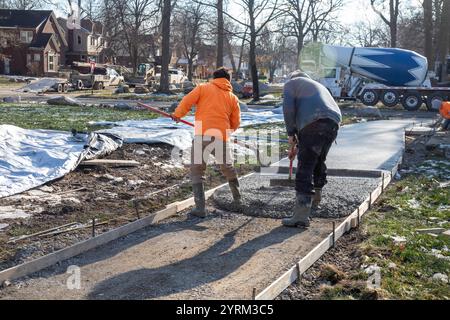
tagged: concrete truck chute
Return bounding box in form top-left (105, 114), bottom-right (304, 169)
top-left (304, 44), bottom-right (450, 111)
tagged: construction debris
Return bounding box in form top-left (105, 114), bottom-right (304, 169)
top-left (80, 159), bottom-right (140, 167)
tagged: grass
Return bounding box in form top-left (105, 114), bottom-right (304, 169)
top-left (320, 160), bottom-right (450, 300)
top-left (0, 103), bottom-right (159, 132)
top-left (0, 76), bottom-right (21, 88)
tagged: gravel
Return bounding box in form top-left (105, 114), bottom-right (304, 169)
top-left (213, 175), bottom-right (380, 219)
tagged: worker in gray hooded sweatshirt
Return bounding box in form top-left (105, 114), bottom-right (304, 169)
top-left (282, 71), bottom-right (342, 228)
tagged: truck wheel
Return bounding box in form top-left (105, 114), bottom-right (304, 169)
top-left (381, 90), bottom-right (400, 107)
top-left (57, 83), bottom-right (63, 93)
top-left (361, 89), bottom-right (379, 106)
top-left (63, 83), bottom-right (68, 93)
top-left (402, 91), bottom-right (423, 111)
top-left (425, 93), bottom-right (445, 111)
top-left (77, 80), bottom-right (83, 90)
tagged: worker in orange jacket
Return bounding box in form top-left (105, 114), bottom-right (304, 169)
top-left (171, 67), bottom-right (242, 217)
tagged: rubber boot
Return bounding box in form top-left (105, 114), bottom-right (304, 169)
top-left (312, 188), bottom-right (322, 209)
top-left (282, 194), bottom-right (312, 228)
top-left (190, 183), bottom-right (207, 218)
top-left (228, 179), bottom-right (242, 204)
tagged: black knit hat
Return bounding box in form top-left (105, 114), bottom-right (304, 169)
top-left (213, 67), bottom-right (231, 81)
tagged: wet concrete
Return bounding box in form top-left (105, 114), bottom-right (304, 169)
top-left (213, 174), bottom-right (380, 219)
top-left (277, 120), bottom-right (432, 171)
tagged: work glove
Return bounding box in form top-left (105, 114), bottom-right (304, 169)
top-left (170, 114), bottom-right (181, 123)
top-left (288, 145), bottom-right (298, 161)
top-left (288, 135), bottom-right (298, 161)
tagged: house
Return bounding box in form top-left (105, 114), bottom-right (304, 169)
top-left (0, 9), bottom-right (67, 76)
top-left (57, 18), bottom-right (108, 65)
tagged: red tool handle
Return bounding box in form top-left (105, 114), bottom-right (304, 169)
top-left (289, 159), bottom-right (293, 180)
top-left (137, 102), bottom-right (194, 127)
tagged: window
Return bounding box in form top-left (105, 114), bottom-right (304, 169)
top-left (100, 38), bottom-right (104, 46)
top-left (77, 36), bottom-right (81, 45)
top-left (20, 31), bottom-right (33, 43)
top-left (26, 54), bottom-right (31, 65)
top-left (48, 55), bottom-right (54, 71)
top-left (34, 54), bottom-right (40, 62)
top-left (90, 36), bottom-right (95, 46)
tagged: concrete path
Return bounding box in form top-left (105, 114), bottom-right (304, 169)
top-left (277, 120), bottom-right (429, 172)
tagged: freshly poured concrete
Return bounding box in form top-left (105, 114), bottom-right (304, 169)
top-left (277, 120), bottom-right (424, 171)
top-left (213, 175), bottom-right (380, 218)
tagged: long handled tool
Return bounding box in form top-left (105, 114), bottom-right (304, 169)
top-left (137, 102), bottom-right (194, 127)
top-left (269, 144), bottom-right (297, 187)
top-left (137, 101), bottom-right (263, 164)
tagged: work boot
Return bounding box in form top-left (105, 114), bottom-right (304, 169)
top-left (190, 183), bottom-right (207, 218)
top-left (228, 179), bottom-right (242, 204)
top-left (312, 188), bottom-right (322, 209)
top-left (282, 194), bottom-right (312, 228)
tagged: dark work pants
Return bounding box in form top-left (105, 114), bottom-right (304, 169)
top-left (295, 119), bottom-right (339, 195)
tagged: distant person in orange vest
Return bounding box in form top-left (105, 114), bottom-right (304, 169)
top-left (438, 101), bottom-right (450, 130)
top-left (171, 67), bottom-right (241, 218)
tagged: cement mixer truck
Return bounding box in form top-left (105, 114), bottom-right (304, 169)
top-left (308, 44), bottom-right (450, 111)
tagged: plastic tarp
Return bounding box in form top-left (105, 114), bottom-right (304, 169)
top-left (95, 108), bottom-right (285, 150)
top-left (16, 78), bottom-right (65, 93)
top-left (0, 125), bottom-right (122, 198)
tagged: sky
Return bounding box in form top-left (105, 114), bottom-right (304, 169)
top-left (51, 0), bottom-right (423, 27)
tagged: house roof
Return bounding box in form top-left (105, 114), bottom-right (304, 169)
top-left (29, 33), bottom-right (53, 48)
top-left (0, 9), bottom-right (53, 28)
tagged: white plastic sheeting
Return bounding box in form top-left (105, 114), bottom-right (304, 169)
top-left (0, 109), bottom-right (283, 198)
top-left (95, 109), bottom-right (285, 150)
top-left (0, 125), bottom-right (122, 198)
top-left (17, 78), bottom-right (64, 93)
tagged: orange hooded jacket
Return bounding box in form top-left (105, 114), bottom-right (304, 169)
top-left (173, 78), bottom-right (241, 141)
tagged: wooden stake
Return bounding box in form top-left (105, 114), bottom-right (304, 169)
top-left (92, 218), bottom-right (96, 238)
top-left (381, 172), bottom-right (385, 192)
top-left (332, 222), bottom-right (336, 248)
top-left (296, 262), bottom-right (301, 284)
top-left (252, 288), bottom-right (256, 300)
top-left (357, 208), bottom-right (360, 228)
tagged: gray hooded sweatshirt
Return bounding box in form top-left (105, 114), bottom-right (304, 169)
top-left (283, 77), bottom-right (342, 136)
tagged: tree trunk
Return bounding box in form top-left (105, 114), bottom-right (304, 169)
top-left (226, 36), bottom-right (236, 73)
top-left (423, 0), bottom-right (434, 69)
top-left (297, 34), bottom-right (304, 69)
top-left (437, 0), bottom-right (450, 81)
top-left (159, 0), bottom-right (171, 93)
top-left (216, 0), bottom-right (224, 68)
top-left (188, 58), bottom-right (194, 81)
top-left (249, 33), bottom-right (259, 101)
top-left (235, 28), bottom-right (247, 80)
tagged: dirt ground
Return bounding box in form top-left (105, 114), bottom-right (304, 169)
top-left (0, 143), bottom-right (255, 272)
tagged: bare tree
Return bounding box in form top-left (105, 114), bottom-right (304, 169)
top-left (110, 0), bottom-right (159, 74)
top-left (436, 0), bottom-right (449, 79)
top-left (351, 19), bottom-right (390, 47)
top-left (216, 0), bottom-right (224, 67)
top-left (284, 0), bottom-right (313, 67)
top-left (370, 0), bottom-right (401, 47)
top-left (309, 0), bottom-right (343, 42)
top-left (423, 0), bottom-right (434, 67)
top-left (159, 0), bottom-right (172, 93)
top-left (173, 2), bottom-right (207, 80)
top-left (4, 0), bottom-right (42, 9)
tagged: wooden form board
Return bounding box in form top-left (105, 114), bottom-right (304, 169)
top-left (0, 174), bottom-right (253, 284)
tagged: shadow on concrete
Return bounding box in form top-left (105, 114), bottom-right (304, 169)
top-left (86, 222), bottom-right (302, 299)
top-left (29, 216), bottom-right (211, 279)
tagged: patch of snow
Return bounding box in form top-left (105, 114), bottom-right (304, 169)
top-left (0, 206), bottom-right (31, 220)
top-left (407, 199), bottom-right (421, 209)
